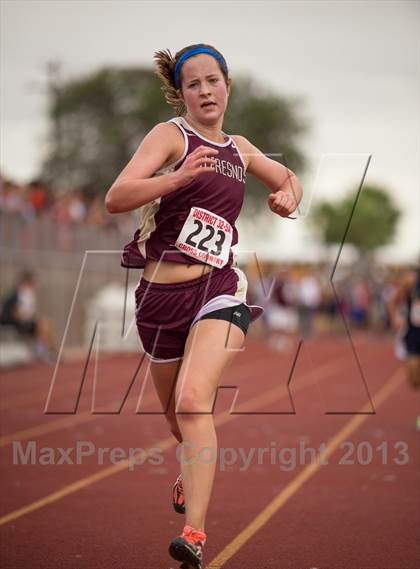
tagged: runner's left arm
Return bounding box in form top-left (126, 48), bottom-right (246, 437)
top-left (234, 135), bottom-right (302, 218)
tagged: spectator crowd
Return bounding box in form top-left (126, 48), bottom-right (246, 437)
top-left (248, 264), bottom-right (398, 348)
top-left (0, 174), bottom-right (137, 251)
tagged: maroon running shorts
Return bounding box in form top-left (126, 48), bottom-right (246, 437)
top-left (135, 264), bottom-right (263, 363)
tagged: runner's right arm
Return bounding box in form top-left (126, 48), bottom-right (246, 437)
top-left (105, 123), bottom-right (218, 213)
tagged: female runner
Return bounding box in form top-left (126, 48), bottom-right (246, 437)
top-left (388, 263), bottom-right (420, 429)
top-left (105, 43), bottom-right (302, 568)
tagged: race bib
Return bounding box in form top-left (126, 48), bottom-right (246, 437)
top-left (174, 206), bottom-right (233, 268)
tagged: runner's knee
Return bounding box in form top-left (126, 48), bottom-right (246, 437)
top-left (176, 387), bottom-right (210, 417)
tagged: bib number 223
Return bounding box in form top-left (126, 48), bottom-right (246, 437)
top-left (175, 207), bottom-right (233, 268)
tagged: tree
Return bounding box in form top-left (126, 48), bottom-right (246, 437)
top-left (39, 66), bottom-right (309, 217)
top-left (40, 67), bottom-right (171, 195)
top-left (311, 184), bottom-right (401, 258)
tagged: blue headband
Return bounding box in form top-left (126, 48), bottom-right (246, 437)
top-left (173, 47), bottom-right (228, 89)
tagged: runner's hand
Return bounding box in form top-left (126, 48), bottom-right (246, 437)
top-left (174, 145), bottom-right (218, 188)
top-left (268, 191), bottom-right (297, 217)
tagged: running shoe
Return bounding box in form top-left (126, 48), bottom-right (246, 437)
top-left (168, 524), bottom-right (207, 569)
top-left (172, 473), bottom-right (185, 514)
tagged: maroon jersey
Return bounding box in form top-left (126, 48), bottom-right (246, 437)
top-left (121, 116), bottom-right (247, 269)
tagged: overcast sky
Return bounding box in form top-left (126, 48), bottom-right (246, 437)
top-left (1, 0), bottom-right (418, 262)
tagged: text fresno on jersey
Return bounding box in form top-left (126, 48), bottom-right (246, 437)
top-left (200, 156), bottom-right (246, 183)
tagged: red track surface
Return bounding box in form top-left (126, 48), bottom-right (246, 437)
top-left (0, 334), bottom-right (419, 569)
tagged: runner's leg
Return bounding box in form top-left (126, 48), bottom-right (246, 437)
top-left (175, 317), bottom-right (245, 531)
top-left (406, 355), bottom-right (420, 389)
top-left (149, 359), bottom-right (184, 442)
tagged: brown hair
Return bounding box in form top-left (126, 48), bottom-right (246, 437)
top-left (153, 43), bottom-right (229, 116)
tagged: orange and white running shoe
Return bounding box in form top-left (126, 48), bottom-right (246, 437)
top-left (172, 473), bottom-right (185, 514)
top-left (168, 524), bottom-right (207, 569)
